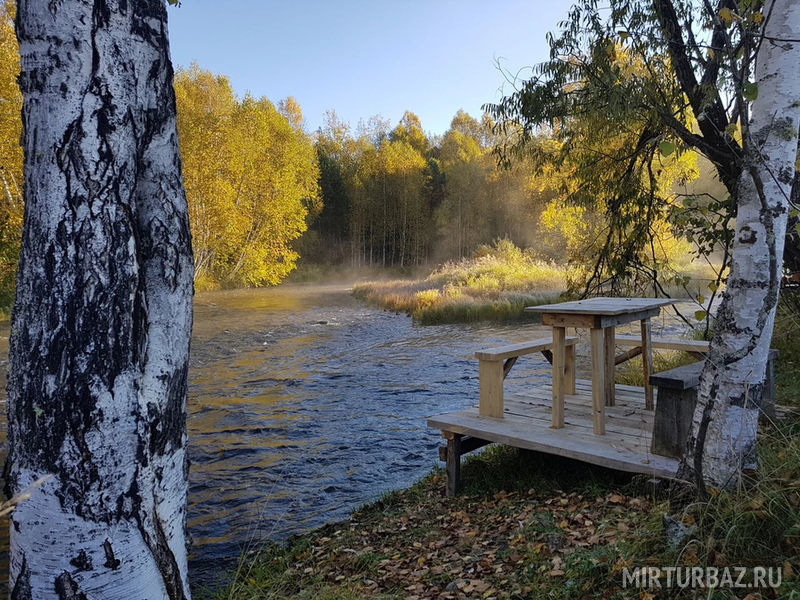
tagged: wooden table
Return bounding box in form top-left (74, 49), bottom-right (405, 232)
top-left (526, 297), bottom-right (675, 434)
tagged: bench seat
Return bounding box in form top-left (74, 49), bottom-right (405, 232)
top-left (648, 349), bottom-right (778, 458)
top-left (475, 336), bottom-right (577, 361)
top-left (475, 336), bottom-right (577, 419)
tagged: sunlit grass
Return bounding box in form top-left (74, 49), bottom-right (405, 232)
top-left (352, 240), bottom-right (567, 324)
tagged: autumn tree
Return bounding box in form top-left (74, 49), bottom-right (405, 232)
top-left (308, 108), bottom-right (560, 267)
top-left (7, 0), bottom-right (193, 597)
top-left (489, 0), bottom-right (800, 491)
top-left (0, 0), bottom-right (22, 307)
top-left (175, 66), bottom-right (319, 288)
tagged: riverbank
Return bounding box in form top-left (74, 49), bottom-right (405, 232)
top-left (352, 241), bottom-right (566, 325)
top-left (206, 307), bottom-right (800, 600)
top-left (350, 240), bottom-right (722, 326)
top-left (207, 420), bottom-right (800, 600)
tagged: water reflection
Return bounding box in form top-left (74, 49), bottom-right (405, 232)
top-left (185, 284), bottom-right (557, 589)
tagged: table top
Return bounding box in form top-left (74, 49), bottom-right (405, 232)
top-left (525, 297), bottom-right (675, 316)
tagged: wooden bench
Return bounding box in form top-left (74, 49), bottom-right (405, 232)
top-left (475, 336), bottom-right (578, 421)
top-left (437, 336), bottom-right (578, 496)
top-left (649, 350), bottom-right (779, 458)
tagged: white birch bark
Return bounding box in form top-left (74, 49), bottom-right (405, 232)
top-left (6, 1), bottom-right (193, 598)
top-left (680, 0), bottom-right (800, 491)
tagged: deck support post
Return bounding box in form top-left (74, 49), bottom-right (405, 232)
top-left (444, 432), bottom-right (462, 497)
top-left (551, 326), bottom-right (566, 428)
top-left (604, 327), bottom-right (616, 406)
top-left (564, 342), bottom-right (576, 395)
top-left (640, 319), bottom-right (654, 410)
top-left (479, 359), bottom-right (504, 418)
top-left (590, 327), bottom-right (606, 434)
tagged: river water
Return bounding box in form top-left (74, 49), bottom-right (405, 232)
top-left (185, 284), bottom-right (558, 589)
top-left (0, 283), bottom-right (690, 592)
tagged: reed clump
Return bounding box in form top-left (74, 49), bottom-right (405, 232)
top-left (352, 240), bottom-right (566, 324)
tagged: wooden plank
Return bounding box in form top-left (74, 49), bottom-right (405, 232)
top-left (590, 327), bottom-right (606, 435)
top-left (616, 335), bottom-right (710, 353)
top-left (541, 308), bottom-right (663, 329)
top-left (518, 379), bottom-right (650, 402)
top-left (547, 378), bottom-right (652, 398)
top-left (511, 385), bottom-right (653, 418)
top-left (439, 435), bottom-right (491, 461)
top-left (597, 307), bottom-right (663, 329)
top-left (475, 336), bottom-right (577, 361)
top-left (502, 357), bottom-right (518, 378)
top-left (641, 319), bottom-right (654, 410)
top-left (564, 343), bottom-right (576, 395)
top-left (604, 327), bottom-right (616, 407)
top-left (552, 326), bottom-right (566, 429)
top-left (542, 313), bottom-right (597, 329)
top-left (515, 388), bottom-right (653, 414)
top-left (528, 297), bottom-right (675, 316)
top-left (651, 387), bottom-right (696, 458)
top-left (434, 408), bottom-right (657, 461)
top-left (649, 362), bottom-right (703, 390)
top-left (511, 386), bottom-right (655, 426)
top-left (427, 410), bottom-right (679, 478)
top-left (502, 399), bottom-right (653, 437)
top-left (615, 346), bottom-right (642, 365)
top-left (479, 359), bottom-right (504, 418)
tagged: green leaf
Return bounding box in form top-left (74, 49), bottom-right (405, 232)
top-left (695, 310), bottom-right (708, 321)
top-left (725, 122), bottom-right (738, 137)
top-left (743, 82), bottom-right (759, 101)
top-left (618, 30), bottom-right (630, 40)
top-left (795, 223), bottom-right (800, 235)
top-left (659, 141), bottom-right (676, 157)
top-left (708, 282), bottom-right (719, 292)
top-left (697, 294), bottom-right (705, 304)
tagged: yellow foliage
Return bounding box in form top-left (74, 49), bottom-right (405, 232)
top-left (0, 1), bottom-right (23, 304)
top-left (175, 65), bottom-right (320, 287)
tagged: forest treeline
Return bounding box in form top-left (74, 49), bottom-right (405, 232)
top-left (0, 1), bottom-right (707, 299)
top-left (305, 109), bottom-right (569, 269)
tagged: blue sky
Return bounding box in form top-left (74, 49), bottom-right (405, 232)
top-left (167, 1), bottom-right (575, 136)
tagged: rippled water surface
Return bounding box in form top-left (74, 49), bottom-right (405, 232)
top-left (185, 284), bottom-right (559, 589)
top-left (0, 283), bottom-right (690, 592)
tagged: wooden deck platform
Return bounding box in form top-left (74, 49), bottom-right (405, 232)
top-left (428, 378), bottom-right (680, 485)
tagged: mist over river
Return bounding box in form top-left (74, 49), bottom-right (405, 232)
top-left (0, 283), bottom-right (690, 591)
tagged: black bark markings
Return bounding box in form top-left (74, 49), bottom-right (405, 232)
top-left (102, 539), bottom-right (120, 569)
top-left (738, 225), bottom-right (757, 244)
top-left (134, 491), bottom-right (188, 600)
top-left (55, 571), bottom-right (88, 600)
top-left (70, 549), bottom-right (94, 572)
top-left (681, 155), bottom-right (782, 488)
top-left (148, 363), bottom-right (188, 458)
top-left (8, 0), bottom-right (192, 595)
top-left (10, 554), bottom-right (32, 600)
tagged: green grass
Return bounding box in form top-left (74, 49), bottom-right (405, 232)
top-left (352, 240), bottom-right (567, 324)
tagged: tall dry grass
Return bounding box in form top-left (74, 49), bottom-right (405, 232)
top-left (352, 240), bottom-right (566, 324)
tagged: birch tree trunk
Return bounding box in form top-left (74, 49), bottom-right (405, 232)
top-left (5, 1), bottom-right (193, 598)
top-left (680, 0), bottom-right (800, 491)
